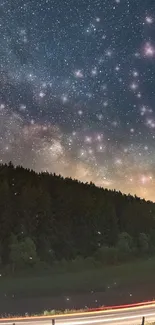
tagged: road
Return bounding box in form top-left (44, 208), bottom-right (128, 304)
top-left (1, 304), bottom-right (155, 325)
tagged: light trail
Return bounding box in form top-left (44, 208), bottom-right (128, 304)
top-left (1, 301), bottom-right (155, 325)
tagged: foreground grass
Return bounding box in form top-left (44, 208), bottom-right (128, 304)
top-left (43, 308), bottom-right (85, 316)
top-left (0, 258), bottom-right (155, 298)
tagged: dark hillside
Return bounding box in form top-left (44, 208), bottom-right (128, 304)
top-left (0, 162), bottom-right (155, 268)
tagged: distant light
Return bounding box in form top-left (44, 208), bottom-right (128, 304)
top-left (144, 42), bottom-right (155, 57)
top-left (74, 70), bottom-right (83, 78)
top-left (133, 71), bottom-right (139, 77)
top-left (115, 66), bottom-right (120, 71)
top-left (78, 110), bottom-right (83, 116)
top-left (146, 16), bottom-right (153, 24)
top-left (105, 49), bottom-right (112, 57)
top-left (130, 83), bottom-right (138, 90)
top-left (20, 104), bottom-right (26, 111)
top-left (61, 95), bottom-right (68, 103)
top-left (103, 101), bottom-right (108, 107)
top-left (39, 91), bottom-right (45, 98)
top-left (91, 68), bottom-right (97, 76)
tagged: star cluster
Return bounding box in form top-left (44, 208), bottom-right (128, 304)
top-left (1, 0), bottom-right (155, 201)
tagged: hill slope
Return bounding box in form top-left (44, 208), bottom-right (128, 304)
top-left (0, 162), bottom-right (155, 265)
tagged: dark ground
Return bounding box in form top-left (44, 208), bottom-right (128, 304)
top-left (1, 282), bottom-right (155, 317)
top-left (1, 258), bottom-right (155, 317)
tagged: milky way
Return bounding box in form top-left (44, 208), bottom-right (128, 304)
top-left (1, 0), bottom-right (155, 201)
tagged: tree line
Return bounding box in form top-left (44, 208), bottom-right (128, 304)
top-left (0, 162), bottom-right (155, 273)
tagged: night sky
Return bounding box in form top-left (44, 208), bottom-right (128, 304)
top-left (1, 0), bottom-right (155, 201)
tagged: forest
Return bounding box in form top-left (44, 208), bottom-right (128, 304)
top-left (0, 162), bottom-right (155, 273)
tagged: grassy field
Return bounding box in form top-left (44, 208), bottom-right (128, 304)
top-left (0, 257), bottom-right (155, 298)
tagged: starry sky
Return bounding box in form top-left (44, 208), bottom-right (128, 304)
top-left (1, 0), bottom-right (155, 202)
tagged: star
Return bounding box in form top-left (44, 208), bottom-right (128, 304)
top-left (74, 70), bottom-right (83, 78)
top-left (144, 42), bottom-right (155, 57)
top-left (39, 91), bottom-right (46, 98)
top-left (145, 16), bottom-right (153, 24)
